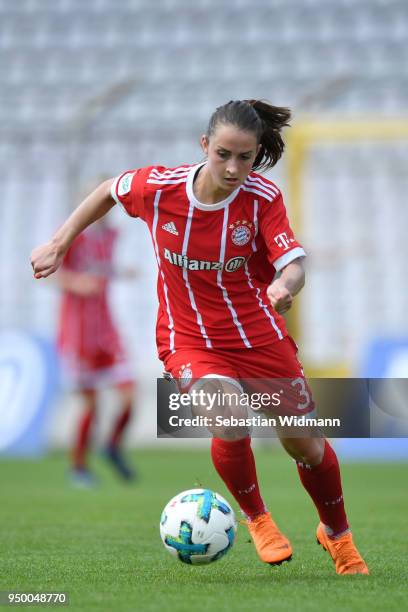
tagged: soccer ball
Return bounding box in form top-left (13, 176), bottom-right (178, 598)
top-left (160, 488), bottom-right (237, 565)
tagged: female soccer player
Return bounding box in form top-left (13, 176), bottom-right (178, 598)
top-left (31, 99), bottom-right (368, 574)
top-left (56, 217), bottom-right (136, 486)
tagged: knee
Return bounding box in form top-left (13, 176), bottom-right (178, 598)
top-left (81, 389), bottom-right (97, 412)
top-left (118, 382), bottom-right (135, 405)
top-left (296, 448), bottom-right (324, 467)
top-left (210, 426), bottom-right (249, 441)
top-left (283, 437), bottom-right (325, 466)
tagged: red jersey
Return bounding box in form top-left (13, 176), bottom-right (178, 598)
top-left (111, 163), bottom-right (305, 361)
top-left (57, 225), bottom-right (127, 373)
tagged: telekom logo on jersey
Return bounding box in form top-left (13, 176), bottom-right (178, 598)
top-left (163, 248), bottom-right (246, 273)
top-left (274, 232), bottom-right (295, 250)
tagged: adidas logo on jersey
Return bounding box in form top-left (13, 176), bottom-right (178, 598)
top-left (162, 221), bottom-right (179, 236)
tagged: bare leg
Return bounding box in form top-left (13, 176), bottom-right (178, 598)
top-left (104, 381), bottom-right (136, 481)
top-left (72, 388), bottom-right (97, 470)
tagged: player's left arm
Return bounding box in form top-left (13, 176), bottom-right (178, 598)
top-left (258, 191), bottom-right (306, 314)
top-left (266, 258), bottom-right (305, 314)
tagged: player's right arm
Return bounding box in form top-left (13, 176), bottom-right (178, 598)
top-left (30, 178), bottom-right (115, 279)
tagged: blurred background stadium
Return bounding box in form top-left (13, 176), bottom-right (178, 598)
top-left (1, 0), bottom-right (407, 456)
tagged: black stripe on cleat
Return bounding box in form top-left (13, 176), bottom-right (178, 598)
top-left (268, 555), bottom-right (292, 566)
top-left (316, 538), bottom-right (327, 552)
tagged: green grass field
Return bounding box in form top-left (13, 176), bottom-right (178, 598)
top-left (0, 447), bottom-right (407, 612)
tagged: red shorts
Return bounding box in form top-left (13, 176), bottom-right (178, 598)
top-left (164, 336), bottom-right (303, 380)
top-left (59, 347), bottom-right (133, 391)
top-left (163, 336), bottom-right (314, 416)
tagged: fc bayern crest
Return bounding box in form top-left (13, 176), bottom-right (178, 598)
top-left (230, 222), bottom-right (252, 246)
top-left (179, 363), bottom-right (193, 389)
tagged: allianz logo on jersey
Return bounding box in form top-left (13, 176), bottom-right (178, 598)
top-left (163, 248), bottom-right (247, 273)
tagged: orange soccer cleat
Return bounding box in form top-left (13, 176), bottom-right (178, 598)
top-left (316, 522), bottom-right (369, 575)
top-left (247, 512), bottom-right (292, 565)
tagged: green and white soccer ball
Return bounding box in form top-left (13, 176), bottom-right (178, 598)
top-left (160, 488), bottom-right (237, 565)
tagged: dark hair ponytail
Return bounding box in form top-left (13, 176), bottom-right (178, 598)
top-left (206, 99), bottom-right (291, 172)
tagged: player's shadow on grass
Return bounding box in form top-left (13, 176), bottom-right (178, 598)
top-left (172, 564), bottom-right (339, 584)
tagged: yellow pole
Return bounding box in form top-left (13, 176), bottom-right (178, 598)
top-left (284, 127), bottom-right (306, 344)
top-left (284, 118), bottom-right (408, 376)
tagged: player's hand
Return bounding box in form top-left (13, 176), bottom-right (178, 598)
top-left (266, 279), bottom-right (293, 314)
top-left (30, 241), bottom-right (64, 279)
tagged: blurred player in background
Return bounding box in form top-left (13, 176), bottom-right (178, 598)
top-left (31, 99), bottom-right (368, 574)
top-left (57, 212), bottom-right (136, 487)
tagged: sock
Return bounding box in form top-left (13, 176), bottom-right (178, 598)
top-left (211, 436), bottom-right (266, 520)
top-left (109, 405), bottom-right (132, 448)
top-left (296, 440), bottom-right (349, 537)
top-left (72, 408), bottom-right (95, 469)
